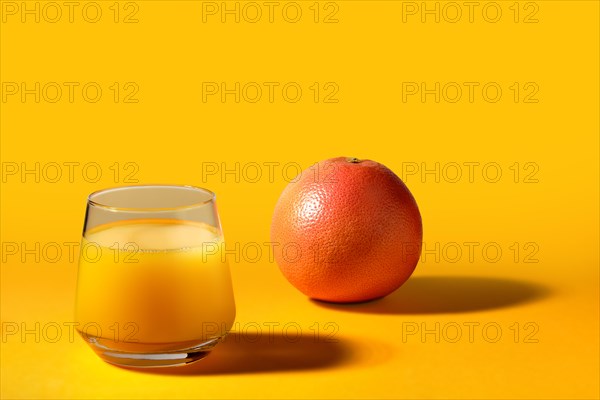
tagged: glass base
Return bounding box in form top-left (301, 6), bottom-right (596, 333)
top-left (83, 335), bottom-right (224, 368)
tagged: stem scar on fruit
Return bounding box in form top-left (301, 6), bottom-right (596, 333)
top-left (347, 157), bottom-right (362, 163)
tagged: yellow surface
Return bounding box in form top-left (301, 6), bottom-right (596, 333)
top-left (1, 1), bottom-right (599, 399)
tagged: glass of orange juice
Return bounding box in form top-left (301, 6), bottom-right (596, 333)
top-left (74, 185), bottom-right (236, 368)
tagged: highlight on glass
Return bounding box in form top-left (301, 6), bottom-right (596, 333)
top-left (74, 185), bottom-right (236, 368)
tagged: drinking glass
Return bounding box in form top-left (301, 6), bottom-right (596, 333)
top-left (74, 185), bottom-right (236, 367)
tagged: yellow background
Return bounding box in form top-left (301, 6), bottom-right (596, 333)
top-left (1, 1), bottom-right (599, 398)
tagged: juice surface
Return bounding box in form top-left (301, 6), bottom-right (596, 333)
top-left (75, 219), bottom-right (236, 344)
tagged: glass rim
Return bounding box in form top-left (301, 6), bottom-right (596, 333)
top-left (87, 184), bottom-right (216, 212)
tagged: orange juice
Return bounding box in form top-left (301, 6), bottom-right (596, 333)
top-left (75, 219), bottom-right (235, 352)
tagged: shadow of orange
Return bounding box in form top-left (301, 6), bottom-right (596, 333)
top-left (312, 275), bottom-right (551, 314)
top-left (119, 331), bottom-right (355, 375)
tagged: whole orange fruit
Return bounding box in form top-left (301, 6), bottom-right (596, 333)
top-left (271, 157), bottom-right (423, 303)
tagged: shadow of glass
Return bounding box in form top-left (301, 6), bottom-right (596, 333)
top-left (312, 275), bottom-right (552, 314)
top-left (119, 331), bottom-right (355, 376)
